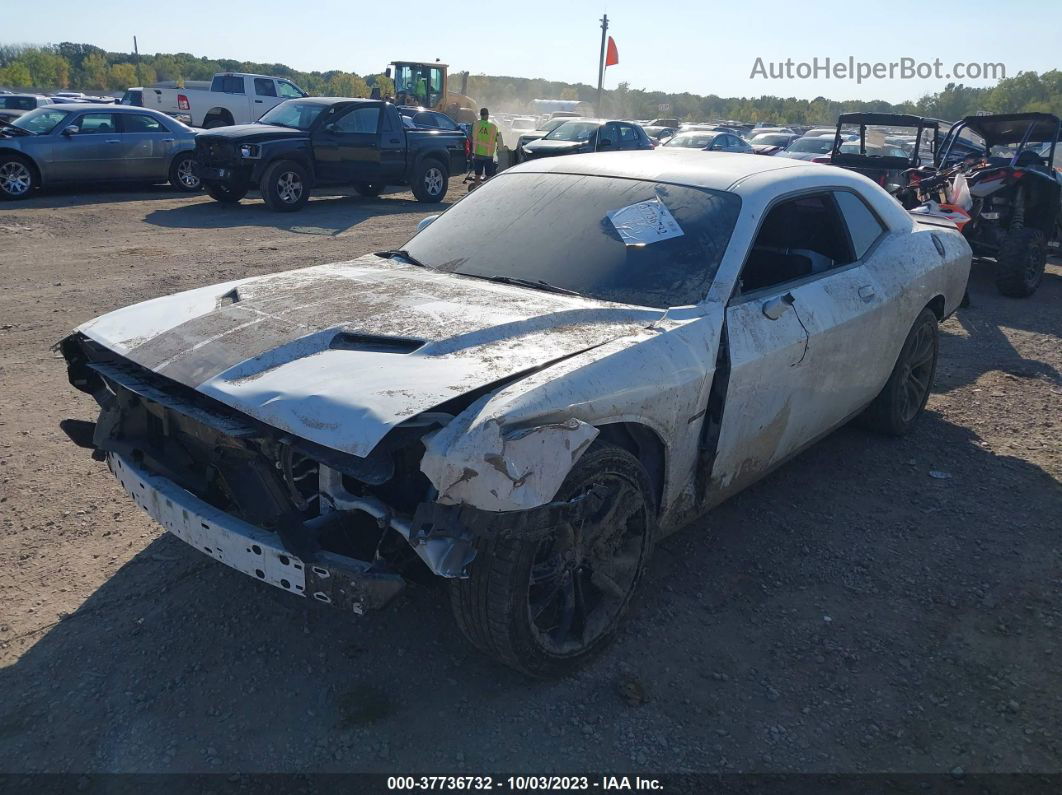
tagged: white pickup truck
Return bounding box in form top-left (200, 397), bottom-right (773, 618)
top-left (120, 73), bottom-right (308, 128)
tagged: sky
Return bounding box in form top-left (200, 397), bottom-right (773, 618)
top-left (5, 0), bottom-right (1060, 104)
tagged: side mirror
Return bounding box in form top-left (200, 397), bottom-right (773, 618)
top-left (322, 122), bottom-right (337, 134)
top-left (416, 214), bottom-right (440, 233)
top-left (61, 125), bottom-right (78, 136)
top-left (385, 67), bottom-right (392, 78)
top-left (597, 139), bottom-right (613, 149)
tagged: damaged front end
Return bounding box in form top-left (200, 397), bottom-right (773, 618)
top-left (60, 334), bottom-right (602, 613)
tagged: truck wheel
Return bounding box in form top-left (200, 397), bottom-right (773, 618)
top-left (860, 308), bottom-right (938, 436)
top-left (260, 160), bottom-right (309, 212)
top-left (449, 442), bottom-right (656, 678)
top-left (354, 183), bottom-right (385, 197)
top-left (410, 159), bottom-right (448, 203)
top-left (995, 227), bottom-right (1046, 297)
top-left (206, 183), bottom-right (247, 204)
top-left (169, 153), bottom-right (201, 192)
top-left (0, 155), bottom-right (36, 200)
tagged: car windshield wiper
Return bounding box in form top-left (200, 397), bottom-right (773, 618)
top-left (376, 249), bottom-right (433, 269)
top-left (457, 273), bottom-right (581, 296)
top-left (0, 119), bottom-right (31, 136)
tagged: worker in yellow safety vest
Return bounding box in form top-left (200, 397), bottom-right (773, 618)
top-left (471, 107), bottom-right (504, 188)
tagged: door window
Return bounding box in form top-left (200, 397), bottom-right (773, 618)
top-left (833, 191), bottom-right (886, 260)
top-left (597, 124), bottom-right (616, 148)
top-left (121, 113), bottom-right (164, 132)
top-left (618, 123), bottom-right (638, 147)
top-left (738, 193), bottom-right (855, 293)
top-left (333, 106), bottom-right (380, 134)
top-left (254, 78), bottom-right (277, 97)
top-left (74, 113), bottom-right (118, 134)
top-left (277, 80), bottom-right (303, 99)
top-left (212, 75), bottom-right (245, 94)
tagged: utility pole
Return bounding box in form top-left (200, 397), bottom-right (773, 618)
top-left (133, 36), bottom-right (142, 86)
top-left (596, 14), bottom-right (608, 115)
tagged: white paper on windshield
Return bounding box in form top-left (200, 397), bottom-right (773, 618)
top-left (607, 198), bottom-right (684, 246)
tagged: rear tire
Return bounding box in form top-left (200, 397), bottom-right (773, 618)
top-left (354, 182), bottom-right (385, 197)
top-left (169, 152), bottom-right (201, 193)
top-left (449, 441), bottom-right (656, 678)
top-left (410, 159), bottom-right (448, 203)
top-left (260, 160), bottom-right (310, 212)
top-left (202, 117), bottom-right (230, 130)
top-left (206, 183), bottom-right (247, 204)
top-left (995, 227), bottom-right (1046, 297)
top-left (860, 308), bottom-right (939, 436)
top-left (0, 155), bottom-right (35, 200)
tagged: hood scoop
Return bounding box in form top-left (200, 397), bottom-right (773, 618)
top-left (328, 332), bottom-right (426, 355)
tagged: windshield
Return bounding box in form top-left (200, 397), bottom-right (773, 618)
top-left (404, 172), bottom-right (741, 308)
top-left (257, 100), bottom-right (327, 130)
top-left (539, 117), bottom-right (569, 134)
top-left (787, 137), bottom-right (834, 154)
top-left (751, 134), bottom-right (791, 145)
top-left (8, 108), bottom-right (69, 134)
top-left (544, 121), bottom-right (599, 142)
top-left (665, 133), bottom-right (717, 148)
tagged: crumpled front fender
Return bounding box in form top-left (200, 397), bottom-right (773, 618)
top-left (419, 394), bottom-right (599, 512)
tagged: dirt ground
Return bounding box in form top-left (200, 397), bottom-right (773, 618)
top-left (0, 182), bottom-right (1060, 775)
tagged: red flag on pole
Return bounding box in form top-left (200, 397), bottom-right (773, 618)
top-left (605, 36), bottom-right (619, 67)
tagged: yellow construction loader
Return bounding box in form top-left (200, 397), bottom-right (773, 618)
top-left (385, 60), bottom-right (478, 123)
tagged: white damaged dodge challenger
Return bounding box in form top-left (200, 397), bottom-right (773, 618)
top-left (60, 150), bottom-right (970, 676)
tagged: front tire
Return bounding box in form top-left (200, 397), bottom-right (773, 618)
top-left (410, 159), bottom-right (448, 203)
top-left (169, 153), bottom-right (201, 193)
top-left (0, 155), bottom-right (35, 200)
top-left (995, 227), bottom-right (1046, 297)
top-left (449, 442), bottom-right (656, 678)
top-left (260, 160), bottom-right (309, 212)
top-left (861, 308), bottom-right (939, 436)
top-left (206, 183), bottom-right (247, 204)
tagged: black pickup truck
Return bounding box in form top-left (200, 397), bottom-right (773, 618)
top-left (195, 97), bottom-right (467, 211)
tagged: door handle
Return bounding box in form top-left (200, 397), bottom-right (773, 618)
top-left (857, 285), bottom-right (876, 302)
top-left (389, 138), bottom-right (401, 144)
top-left (254, 99), bottom-right (263, 103)
top-left (105, 139), bottom-right (121, 144)
top-left (161, 138), bottom-right (175, 143)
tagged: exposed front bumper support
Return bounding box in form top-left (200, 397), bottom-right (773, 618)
top-left (111, 454), bottom-right (404, 614)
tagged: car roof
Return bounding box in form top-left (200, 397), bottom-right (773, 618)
top-left (287, 96), bottom-right (379, 106)
top-left (40, 103), bottom-right (166, 113)
top-left (510, 149), bottom-right (826, 194)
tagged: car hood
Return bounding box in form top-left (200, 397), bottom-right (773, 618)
top-left (77, 256), bottom-right (662, 457)
top-left (524, 138), bottom-right (587, 155)
top-left (196, 123), bottom-right (307, 141)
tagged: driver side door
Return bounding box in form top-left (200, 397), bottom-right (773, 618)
top-left (707, 189), bottom-right (894, 501)
top-left (312, 105), bottom-right (382, 185)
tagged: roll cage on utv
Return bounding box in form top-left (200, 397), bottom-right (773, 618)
top-left (937, 112), bottom-right (1062, 297)
top-left (829, 112), bottom-right (941, 193)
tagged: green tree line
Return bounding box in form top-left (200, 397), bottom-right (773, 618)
top-left (2, 43), bottom-right (1060, 124)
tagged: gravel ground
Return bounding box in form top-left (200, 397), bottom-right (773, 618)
top-left (0, 183), bottom-right (1060, 775)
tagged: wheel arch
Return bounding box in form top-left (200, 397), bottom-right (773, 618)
top-left (925, 294), bottom-right (946, 320)
top-left (203, 107), bottom-right (234, 126)
top-left (595, 421), bottom-right (667, 515)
